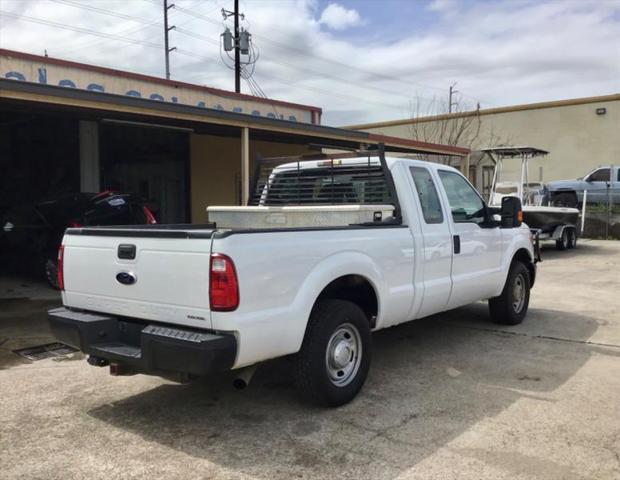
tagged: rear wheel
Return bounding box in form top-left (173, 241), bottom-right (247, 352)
top-left (567, 229), bottom-right (577, 249)
top-left (556, 229), bottom-right (569, 250)
top-left (44, 257), bottom-right (60, 290)
top-left (489, 261), bottom-right (530, 325)
top-left (296, 299), bottom-right (371, 407)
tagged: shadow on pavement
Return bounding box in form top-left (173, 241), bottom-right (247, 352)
top-left (88, 305), bottom-right (600, 479)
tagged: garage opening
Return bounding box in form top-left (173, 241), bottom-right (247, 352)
top-left (100, 122), bottom-right (190, 223)
top-left (0, 112), bottom-right (79, 210)
top-left (0, 111), bottom-right (80, 279)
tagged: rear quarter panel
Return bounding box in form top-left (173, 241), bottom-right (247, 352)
top-left (211, 227), bottom-right (415, 367)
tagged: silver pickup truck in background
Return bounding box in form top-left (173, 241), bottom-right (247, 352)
top-left (548, 165), bottom-right (620, 207)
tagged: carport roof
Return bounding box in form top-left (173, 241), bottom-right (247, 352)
top-left (0, 78), bottom-right (469, 157)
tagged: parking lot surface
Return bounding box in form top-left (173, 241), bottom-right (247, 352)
top-left (1, 240), bottom-right (619, 480)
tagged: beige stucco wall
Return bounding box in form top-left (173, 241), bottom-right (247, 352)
top-left (353, 97), bottom-right (620, 185)
top-left (189, 134), bottom-right (311, 223)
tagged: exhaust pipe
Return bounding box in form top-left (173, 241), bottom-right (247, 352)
top-left (87, 356), bottom-right (109, 367)
top-left (232, 364), bottom-right (257, 390)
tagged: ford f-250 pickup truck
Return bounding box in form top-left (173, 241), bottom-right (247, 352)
top-left (48, 148), bottom-right (536, 406)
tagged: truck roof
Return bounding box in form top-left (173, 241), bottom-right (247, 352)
top-left (272, 155), bottom-right (458, 173)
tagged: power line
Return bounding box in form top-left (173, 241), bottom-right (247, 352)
top-left (50, 0), bottom-right (153, 24)
top-left (169, 4), bottom-right (461, 96)
top-left (168, 3), bottom-right (440, 103)
top-left (173, 47), bottom-right (408, 110)
top-left (0, 9), bottom-right (414, 111)
top-left (60, 19), bottom-right (162, 55)
top-left (184, 45), bottom-right (410, 110)
top-left (171, 2), bottom-right (493, 107)
top-left (52, 0), bottom-right (408, 104)
top-left (49, 0), bottom-right (214, 56)
top-left (0, 10), bottom-right (163, 49)
top-left (37, 0), bottom-right (449, 105)
top-left (50, 0), bottom-right (219, 47)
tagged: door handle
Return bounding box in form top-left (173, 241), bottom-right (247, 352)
top-left (453, 235), bottom-right (461, 254)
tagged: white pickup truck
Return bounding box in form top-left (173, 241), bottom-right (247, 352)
top-left (49, 150), bottom-right (536, 406)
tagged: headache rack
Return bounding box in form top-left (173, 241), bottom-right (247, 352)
top-left (248, 143), bottom-right (402, 223)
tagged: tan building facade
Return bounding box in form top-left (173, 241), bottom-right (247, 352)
top-left (0, 48), bottom-right (320, 124)
top-left (1, 49), bottom-right (467, 225)
top-left (348, 94), bottom-right (620, 197)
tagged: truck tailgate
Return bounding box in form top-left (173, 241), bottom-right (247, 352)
top-left (61, 229), bottom-right (215, 329)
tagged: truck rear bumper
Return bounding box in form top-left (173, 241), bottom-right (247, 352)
top-left (48, 307), bottom-right (236, 377)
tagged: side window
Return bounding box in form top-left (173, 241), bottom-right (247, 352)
top-left (438, 170), bottom-right (486, 224)
top-left (409, 167), bottom-right (443, 224)
top-left (587, 168), bottom-right (610, 182)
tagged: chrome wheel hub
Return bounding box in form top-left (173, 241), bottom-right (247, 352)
top-left (325, 323), bottom-right (362, 387)
top-left (332, 341), bottom-right (352, 369)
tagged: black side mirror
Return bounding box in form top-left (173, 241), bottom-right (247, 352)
top-left (500, 196), bottom-right (522, 228)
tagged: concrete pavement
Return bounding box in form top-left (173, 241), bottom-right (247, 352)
top-left (1, 239), bottom-right (619, 479)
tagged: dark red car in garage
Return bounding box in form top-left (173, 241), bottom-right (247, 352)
top-left (1, 191), bottom-right (156, 289)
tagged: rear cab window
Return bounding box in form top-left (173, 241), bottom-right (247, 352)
top-left (409, 166), bottom-right (443, 224)
top-left (263, 164), bottom-right (391, 205)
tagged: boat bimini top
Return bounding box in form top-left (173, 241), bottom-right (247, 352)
top-left (481, 146), bottom-right (549, 207)
top-left (481, 146), bottom-right (549, 158)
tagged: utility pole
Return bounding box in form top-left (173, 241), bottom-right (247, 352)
top-left (234, 0), bottom-right (241, 93)
top-left (448, 82), bottom-right (458, 113)
top-left (222, 1), bottom-right (248, 93)
top-left (163, 0), bottom-right (176, 80)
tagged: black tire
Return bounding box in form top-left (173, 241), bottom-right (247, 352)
top-left (489, 261), bottom-right (530, 325)
top-left (44, 257), bottom-right (60, 290)
top-left (556, 229), bottom-right (569, 250)
top-left (552, 192), bottom-right (578, 208)
top-left (296, 299), bottom-right (371, 407)
top-left (567, 229), bottom-right (577, 249)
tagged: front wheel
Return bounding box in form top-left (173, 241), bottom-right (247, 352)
top-left (296, 299), bottom-right (371, 407)
top-left (489, 261), bottom-right (531, 325)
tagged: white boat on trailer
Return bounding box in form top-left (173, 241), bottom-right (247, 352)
top-left (482, 146), bottom-right (581, 251)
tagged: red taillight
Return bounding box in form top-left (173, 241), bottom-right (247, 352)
top-left (209, 253), bottom-right (239, 311)
top-left (68, 220), bottom-right (82, 228)
top-left (57, 245), bottom-right (65, 291)
top-left (143, 206), bottom-right (157, 224)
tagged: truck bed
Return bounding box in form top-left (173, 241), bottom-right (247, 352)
top-left (61, 219), bottom-right (405, 333)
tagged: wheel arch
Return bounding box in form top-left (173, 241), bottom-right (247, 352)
top-left (311, 274), bottom-right (379, 329)
top-left (512, 247), bottom-right (536, 288)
